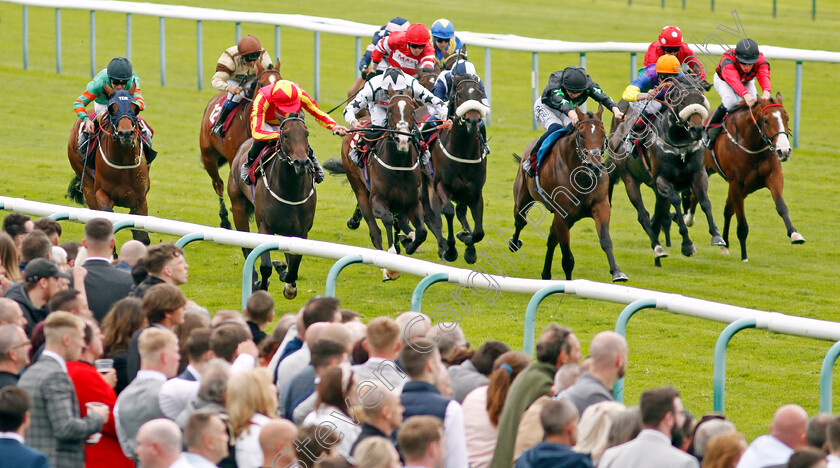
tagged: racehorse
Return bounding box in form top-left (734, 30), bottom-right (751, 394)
top-left (687, 93), bottom-right (801, 261)
top-left (428, 74), bottom-right (488, 264)
top-left (510, 107), bottom-right (628, 282)
top-left (67, 90), bottom-right (151, 244)
top-left (227, 114), bottom-right (315, 299)
top-left (199, 62), bottom-right (281, 229)
top-left (607, 77), bottom-right (724, 267)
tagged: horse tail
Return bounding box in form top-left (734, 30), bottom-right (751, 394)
top-left (512, 153), bottom-right (522, 163)
top-left (323, 158), bottom-right (346, 175)
top-left (66, 176), bottom-right (87, 206)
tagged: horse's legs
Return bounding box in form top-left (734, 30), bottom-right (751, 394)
top-left (541, 223), bottom-right (560, 280)
top-left (258, 250), bottom-right (272, 291)
top-left (94, 188), bottom-right (115, 213)
top-left (435, 184), bottom-right (458, 262)
top-left (654, 177), bottom-right (695, 258)
top-left (404, 202), bottom-right (428, 256)
top-left (280, 252), bottom-right (302, 300)
top-left (591, 200), bottom-right (628, 282)
top-left (358, 193), bottom-right (384, 251)
top-left (128, 198), bottom-right (151, 245)
top-left (621, 174), bottom-right (663, 257)
top-left (461, 195), bottom-right (485, 265)
top-left (550, 217), bottom-right (574, 281)
top-left (371, 196), bottom-right (396, 253)
top-left (347, 203), bottom-right (363, 230)
top-left (728, 184), bottom-right (750, 261)
top-left (692, 171), bottom-right (725, 246)
top-left (765, 169), bottom-right (803, 243)
top-left (510, 172), bottom-right (533, 252)
top-left (202, 152), bottom-right (230, 229)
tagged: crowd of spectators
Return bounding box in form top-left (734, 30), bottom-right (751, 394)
top-left (0, 212), bottom-right (836, 468)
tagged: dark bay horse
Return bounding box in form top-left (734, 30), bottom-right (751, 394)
top-left (607, 78), bottom-right (724, 267)
top-left (692, 94), bottom-right (801, 261)
top-left (510, 108), bottom-right (627, 282)
top-left (429, 74), bottom-right (487, 264)
top-left (67, 90), bottom-right (150, 244)
top-left (199, 63), bottom-right (281, 229)
top-left (227, 114), bottom-right (315, 299)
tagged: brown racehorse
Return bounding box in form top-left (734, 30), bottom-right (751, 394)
top-left (199, 62), bottom-right (281, 229)
top-left (428, 74), bottom-right (488, 264)
top-left (691, 94), bottom-right (802, 261)
top-left (510, 108), bottom-right (628, 282)
top-left (67, 90), bottom-right (150, 244)
top-left (227, 114), bottom-right (315, 299)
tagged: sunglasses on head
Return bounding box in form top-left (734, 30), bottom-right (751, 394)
top-left (111, 79), bottom-right (129, 87)
top-left (408, 43), bottom-right (426, 50)
top-left (242, 52), bottom-right (261, 62)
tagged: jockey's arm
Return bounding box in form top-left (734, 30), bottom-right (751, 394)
top-left (298, 90), bottom-right (339, 131)
top-left (211, 53), bottom-right (236, 92)
top-left (622, 85), bottom-right (643, 102)
top-left (130, 76), bottom-right (145, 112)
top-left (719, 63), bottom-right (750, 98)
top-left (344, 82), bottom-right (374, 128)
top-left (756, 61), bottom-right (772, 97)
top-left (249, 93), bottom-right (279, 141)
top-left (432, 76), bottom-right (448, 101)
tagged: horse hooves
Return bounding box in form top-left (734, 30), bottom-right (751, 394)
top-left (683, 214), bottom-right (694, 227)
top-left (283, 283), bottom-right (297, 300)
top-left (509, 239), bottom-right (523, 252)
top-left (742, 257), bottom-right (749, 262)
top-left (721, 246), bottom-right (730, 255)
top-left (272, 261), bottom-right (287, 275)
top-left (791, 232), bottom-right (806, 244)
top-left (220, 218), bottom-right (231, 230)
top-left (382, 269), bottom-right (401, 282)
top-left (443, 248), bottom-right (458, 262)
top-left (682, 244), bottom-right (697, 257)
top-left (711, 235), bottom-right (726, 246)
top-left (654, 245), bottom-right (669, 258)
top-left (347, 218), bottom-right (361, 230)
top-left (612, 271), bottom-right (629, 283)
top-left (456, 231), bottom-right (473, 245)
top-left (464, 246), bottom-right (477, 264)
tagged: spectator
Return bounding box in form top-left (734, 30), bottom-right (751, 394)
top-left (115, 328), bottom-right (180, 460)
top-left (736, 404), bottom-right (808, 468)
top-left (67, 318), bottom-right (133, 468)
top-left (171, 412), bottom-right (230, 468)
top-left (51, 246), bottom-right (70, 272)
top-left (0, 324), bottom-right (30, 389)
top-left (786, 448), bottom-right (827, 468)
top-left (399, 337), bottom-right (468, 468)
top-left (826, 416), bottom-right (840, 467)
top-left (5, 258), bottom-right (69, 336)
top-left (491, 324), bottom-right (581, 468)
top-left (29, 289), bottom-right (91, 362)
top-left (0, 386), bottom-right (49, 468)
top-left (0, 233), bottom-right (21, 294)
top-left (173, 307), bottom-right (210, 373)
top-left (352, 390), bottom-right (404, 455)
top-left (353, 317), bottom-right (406, 393)
top-left (605, 406), bottom-right (644, 452)
top-left (126, 283), bottom-right (186, 381)
top-left (176, 358), bottom-right (231, 428)
top-left (599, 386), bottom-right (698, 468)
top-left (294, 424), bottom-right (334, 468)
top-left (130, 243), bottom-right (188, 298)
top-left (430, 322), bottom-right (471, 366)
top-left (703, 432), bottom-right (747, 468)
top-left (302, 365), bottom-right (362, 458)
top-left (20, 230), bottom-right (53, 269)
top-left (397, 415), bottom-right (446, 468)
top-left (0, 298), bottom-right (27, 328)
top-left (210, 309), bottom-right (249, 329)
top-left (449, 340), bottom-right (510, 404)
top-left (557, 331), bottom-right (627, 416)
top-left (211, 322), bottom-right (258, 373)
top-left (2, 213), bottom-right (34, 257)
top-left (60, 241), bottom-right (81, 268)
top-left (352, 336), bottom-right (369, 365)
top-left (33, 218), bottom-right (62, 246)
top-left (693, 418), bottom-right (736, 462)
top-left (276, 320), bottom-right (348, 409)
top-left (291, 335), bottom-right (351, 425)
top-left (101, 297), bottom-right (145, 394)
top-left (244, 290), bottom-right (274, 345)
top-left (807, 413), bottom-right (832, 451)
top-left (260, 314), bottom-right (296, 367)
top-left (115, 240), bottom-right (147, 273)
top-left (396, 311), bottom-right (432, 348)
top-left (158, 328), bottom-right (212, 419)
top-left (514, 399), bottom-right (592, 468)
top-left (268, 297), bottom-right (341, 384)
top-left (259, 419), bottom-right (299, 468)
top-left (463, 351), bottom-right (530, 468)
top-left (355, 436), bottom-right (401, 468)
top-left (340, 308), bottom-right (362, 323)
top-left (570, 401), bottom-right (626, 464)
top-left (553, 363), bottom-right (582, 395)
top-left (77, 218), bottom-right (134, 323)
top-left (134, 418), bottom-right (182, 468)
top-left (283, 337), bottom-right (346, 420)
top-left (18, 312), bottom-right (108, 468)
top-left (228, 368), bottom-right (277, 468)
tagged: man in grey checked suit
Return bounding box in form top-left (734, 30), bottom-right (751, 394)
top-left (18, 311), bottom-right (110, 468)
top-left (598, 386), bottom-right (699, 468)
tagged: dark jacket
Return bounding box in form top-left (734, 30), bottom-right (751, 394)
top-left (0, 438), bottom-right (50, 468)
top-left (401, 381), bottom-right (449, 421)
top-left (78, 259), bottom-right (134, 322)
top-left (541, 67), bottom-right (617, 115)
top-left (129, 275), bottom-right (165, 299)
top-left (4, 282), bottom-right (49, 336)
top-left (515, 442), bottom-right (594, 468)
top-left (350, 422), bottom-right (397, 456)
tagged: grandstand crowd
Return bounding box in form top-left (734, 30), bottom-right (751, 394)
top-left (0, 212), bottom-right (837, 468)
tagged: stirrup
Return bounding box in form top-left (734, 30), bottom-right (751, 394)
top-left (241, 164), bottom-right (252, 185)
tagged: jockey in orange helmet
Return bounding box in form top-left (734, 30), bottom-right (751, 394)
top-left (211, 35), bottom-right (274, 137)
top-left (243, 80), bottom-right (348, 185)
top-left (623, 54), bottom-right (684, 136)
top-left (367, 23), bottom-right (436, 77)
top-left (644, 26), bottom-right (706, 80)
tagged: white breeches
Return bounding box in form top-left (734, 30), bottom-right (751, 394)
top-left (533, 99), bottom-right (571, 130)
top-left (714, 74), bottom-right (757, 110)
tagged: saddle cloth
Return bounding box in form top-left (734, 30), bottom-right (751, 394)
top-left (536, 126), bottom-right (568, 169)
top-left (211, 99), bottom-right (244, 133)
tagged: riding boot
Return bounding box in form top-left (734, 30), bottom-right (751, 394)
top-left (78, 130), bottom-right (92, 160)
top-left (308, 151), bottom-right (325, 184)
top-left (213, 99), bottom-right (237, 137)
top-left (480, 122), bottom-right (490, 157)
top-left (705, 104), bottom-right (727, 149)
top-left (140, 128), bottom-right (157, 166)
top-left (420, 148), bottom-right (432, 168)
top-left (242, 140), bottom-right (267, 185)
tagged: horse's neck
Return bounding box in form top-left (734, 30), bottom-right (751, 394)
top-left (446, 121), bottom-right (480, 148)
top-left (265, 156), bottom-right (311, 194)
top-left (729, 110), bottom-right (764, 147)
top-left (552, 135), bottom-right (582, 172)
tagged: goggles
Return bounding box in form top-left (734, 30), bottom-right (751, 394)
top-left (408, 43), bottom-right (426, 50)
top-left (242, 52), bottom-right (261, 62)
top-left (111, 79), bottom-right (129, 87)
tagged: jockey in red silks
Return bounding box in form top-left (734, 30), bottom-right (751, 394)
top-left (367, 23), bottom-right (436, 77)
top-left (705, 37), bottom-right (772, 148)
top-left (644, 26), bottom-right (706, 80)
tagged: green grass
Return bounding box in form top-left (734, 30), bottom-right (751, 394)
top-left (1, 0), bottom-right (839, 439)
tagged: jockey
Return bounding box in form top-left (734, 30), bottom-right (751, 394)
top-left (524, 66), bottom-right (624, 177)
top-left (644, 25), bottom-right (706, 80)
top-left (211, 35), bottom-right (274, 137)
top-left (73, 57), bottom-right (156, 164)
top-left (705, 37), bottom-right (772, 148)
top-left (367, 24), bottom-right (436, 77)
top-left (430, 19), bottom-right (465, 70)
top-left (343, 67), bottom-right (449, 168)
top-left (358, 17), bottom-right (411, 75)
top-left (622, 54), bottom-right (683, 136)
top-left (243, 80), bottom-right (348, 185)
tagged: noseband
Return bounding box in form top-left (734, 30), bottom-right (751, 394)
top-left (272, 116), bottom-right (309, 166)
top-left (750, 103), bottom-right (789, 153)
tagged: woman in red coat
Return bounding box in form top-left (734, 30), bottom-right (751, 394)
top-left (67, 319), bottom-right (134, 468)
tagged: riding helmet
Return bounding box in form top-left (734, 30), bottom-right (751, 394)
top-left (431, 19), bottom-right (455, 39)
top-left (735, 38), bottom-right (760, 64)
top-left (655, 54), bottom-right (681, 74)
top-left (386, 17), bottom-right (410, 33)
top-left (406, 23), bottom-right (431, 46)
top-left (561, 67), bottom-right (589, 93)
top-left (270, 81), bottom-right (304, 114)
top-left (381, 68), bottom-right (408, 91)
top-left (659, 25), bottom-right (684, 47)
top-left (107, 57), bottom-right (133, 82)
top-left (238, 35), bottom-right (263, 56)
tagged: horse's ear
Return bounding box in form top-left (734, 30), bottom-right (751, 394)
top-left (131, 103), bottom-right (140, 115)
top-left (596, 104), bottom-right (604, 120)
top-left (775, 92), bottom-right (783, 104)
top-left (127, 83), bottom-right (137, 95)
top-left (575, 107), bottom-right (584, 120)
top-left (434, 63), bottom-right (441, 74)
top-left (387, 85), bottom-right (395, 97)
top-left (108, 102), bottom-right (118, 116)
top-left (275, 58), bottom-right (281, 71)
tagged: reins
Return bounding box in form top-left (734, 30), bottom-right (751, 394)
top-left (258, 116), bottom-right (316, 205)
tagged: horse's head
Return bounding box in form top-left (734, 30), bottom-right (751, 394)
top-left (106, 90), bottom-right (139, 148)
top-left (386, 87), bottom-right (417, 153)
top-left (251, 68), bottom-right (282, 98)
top-left (752, 93), bottom-right (792, 161)
top-left (572, 107), bottom-right (607, 175)
top-left (416, 66), bottom-right (439, 91)
top-left (276, 113), bottom-right (311, 176)
top-left (665, 77), bottom-right (709, 142)
top-left (449, 74), bottom-right (487, 136)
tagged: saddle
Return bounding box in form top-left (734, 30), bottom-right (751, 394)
top-left (212, 99), bottom-right (245, 133)
top-left (246, 142), bottom-right (279, 185)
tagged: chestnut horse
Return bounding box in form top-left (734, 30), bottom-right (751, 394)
top-left (199, 63), bottom-right (281, 229)
top-left (691, 94), bottom-right (802, 261)
top-left (67, 90), bottom-right (150, 244)
top-left (227, 114), bottom-right (315, 299)
top-left (510, 108), bottom-right (628, 282)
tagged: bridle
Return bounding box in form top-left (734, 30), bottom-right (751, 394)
top-left (259, 115), bottom-right (315, 205)
top-left (97, 99), bottom-right (142, 170)
top-left (270, 116), bottom-right (309, 166)
top-left (373, 93), bottom-right (421, 171)
top-left (572, 118), bottom-right (607, 170)
top-left (749, 103), bottom-right (789, 154)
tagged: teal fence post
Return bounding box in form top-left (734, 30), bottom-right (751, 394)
top-left (48, 212), bottom-right (70, 221)
top-left (819, 341), bottom-right (840, 413)
top-left (175, 232), bottom-right (205, 249)
top-left (713, 317), bottom-right (757, 415)
top-left (613, 298), bottom-right (658, 403)
top-left (241, 242), bottom-right (279, 309)
top-left (410, 273), bottom-right (449, 312)
top-left (523, 284), bottom-right (566, 356)
top-left (112, 220), bottom-right (136, 234)
top-left (324, 254), bottom-right (364, 298)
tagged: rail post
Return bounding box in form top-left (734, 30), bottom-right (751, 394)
top-left (324, 254), bottom-right (364, 298)
top-left (112, 220), bottom-right (136, 234)
top-left (175, 232), bottom-right (205, 249)
top-left (713, 318), bottom-right (757, 414)
top-left (523, 284), bottom-right (566, 356)
top-left (531, 52), bottom-right (539, 130)
top-left (55, 9), bottom-right (61, 73)
top-left (241, 242), bottom-right (280, 309)
top-left (48, 212), bottom-right (70, 221)
top-left (613, 298), bottom-right (658, 403)
top-left (410, 273), bottom-right (449, 313)
top-left (89, 11), bottom-right (95, 77)
top-left (819, 341), bottom-right (840, 413)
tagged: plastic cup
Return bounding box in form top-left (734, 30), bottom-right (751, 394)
top-left (94, 359), bottom-right (114, 373)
